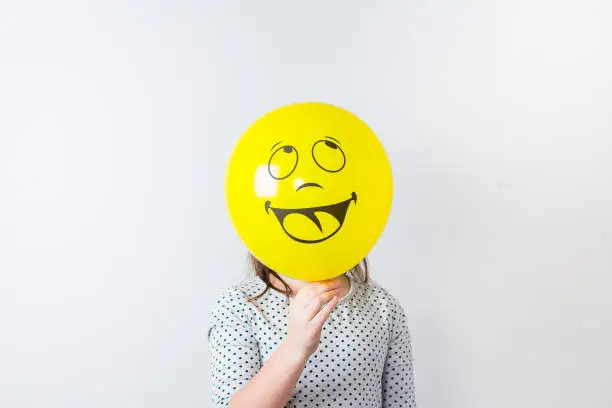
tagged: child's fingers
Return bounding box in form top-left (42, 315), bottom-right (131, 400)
top-left (311, 295), bottom-right (338, 328)
top-left (305, 290), bottom-right (339, 320)
top-left (296, 280), bottom-right (343, 304)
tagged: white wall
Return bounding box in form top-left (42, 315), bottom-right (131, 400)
top-left (1, 1), bottom-right (611, 407)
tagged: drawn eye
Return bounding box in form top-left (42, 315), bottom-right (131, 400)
top-left (268, 145), bottom-right (298, 180)
top-left (312, 139), bottom-right (346, 172)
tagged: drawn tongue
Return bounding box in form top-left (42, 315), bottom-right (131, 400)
top-left (282, 211), bottom-right (339, 239)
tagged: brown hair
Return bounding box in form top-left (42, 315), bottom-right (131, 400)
top-left (248, 253), bottom-right (369, 300)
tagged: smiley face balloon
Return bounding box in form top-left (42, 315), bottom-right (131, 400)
top-left (226, 102), bottom-right (393, 281)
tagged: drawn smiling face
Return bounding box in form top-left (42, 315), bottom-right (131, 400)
top-left (225, 102), bottom-right (393, 281)
top-left (263, 137), bottom-right (357, 243)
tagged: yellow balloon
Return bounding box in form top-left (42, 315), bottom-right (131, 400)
top-left (226, 102), bottom-right (393, 281)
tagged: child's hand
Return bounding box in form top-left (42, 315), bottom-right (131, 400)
top-left (284, 280), bottom-right (342, 359)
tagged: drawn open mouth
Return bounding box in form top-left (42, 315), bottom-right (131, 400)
top-left (265, 192), bottom-right (357, 244)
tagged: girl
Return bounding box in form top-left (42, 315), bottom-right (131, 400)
top-left (208, 255), bottom-right (416, 407)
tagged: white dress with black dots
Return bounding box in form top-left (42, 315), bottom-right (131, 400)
top-left (208, 275), bottom-right (416, 407)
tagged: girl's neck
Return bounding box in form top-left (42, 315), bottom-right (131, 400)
top-left (271, 273), bottom-right (351, 298)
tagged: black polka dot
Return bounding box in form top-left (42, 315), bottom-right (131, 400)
top-left (207, 274), bottom-right (416, 407)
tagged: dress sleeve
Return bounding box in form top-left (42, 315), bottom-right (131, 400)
top-left (207, 290), bottom-right (261, 407)
top-left (381, 297), bottom-right (417, 407)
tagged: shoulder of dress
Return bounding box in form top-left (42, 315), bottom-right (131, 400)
top-left (214, 277), bottom-right (265, 304)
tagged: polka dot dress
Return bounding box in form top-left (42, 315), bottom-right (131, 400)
top-left (208, 275), bottom-right (416, 407)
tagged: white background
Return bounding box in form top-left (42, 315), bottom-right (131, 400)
top-left (1, 1), bottom-right (611, 407)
